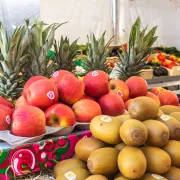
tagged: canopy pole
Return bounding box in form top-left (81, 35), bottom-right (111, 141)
top-left (111, 0), bottom-right (119, 45)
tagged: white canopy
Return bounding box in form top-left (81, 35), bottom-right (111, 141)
top-left (0, 0), bottom-right (180, 48)
top-left (40, 0), bottom-right (113, 45)
top-left (40, 0), bottom-right (180, 48)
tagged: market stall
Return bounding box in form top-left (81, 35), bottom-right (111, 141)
top-left (0, 1), bottom-right (180, 179)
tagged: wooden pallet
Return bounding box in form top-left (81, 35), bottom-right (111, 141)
top-left (147, 75), bottom-right (180, 95)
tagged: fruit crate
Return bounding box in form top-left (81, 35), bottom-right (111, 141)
top-left (165, 66), bottom-right (180, 76)
top-left (146, 75), bottom-right (180, 96)
top-left (0, 130), bottom-right (92, 180)
top-left (138, 69), bottom-right (153, 79)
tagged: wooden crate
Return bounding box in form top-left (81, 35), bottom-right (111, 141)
top-left (138, 69), bottom-right (153, 79)
top-left (166, 66), bottom-right (180, 76)
top-left (146, 75), bottom-right (180, 95)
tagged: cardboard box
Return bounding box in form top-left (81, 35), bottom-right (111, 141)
top-left (0, 130), bottom-right (91, 179)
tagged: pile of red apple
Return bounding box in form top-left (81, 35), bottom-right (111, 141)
top-left (0, 70), bottom-right (179, 138)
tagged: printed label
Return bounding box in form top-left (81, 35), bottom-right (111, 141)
top-left (160, 115), bottom-right (170, 121)
top-left (47, 91), bottom-right (55, 100)
top-left (117, 90), bottom-right (123, 96)
top-left (6, 115), bottom-right (11, 124)
top-left (151, 174), bottom-right (164, 179)
top-left (92, 71), bottom-right (98, 76)
top-left (64, 171), bottom-right (76, 180)
top-left (53, 71), bottom-right (59, 77)
top-left (41, 152), bottom-right (46, 159)
top-left (100, 116), bottom-right (112, 122)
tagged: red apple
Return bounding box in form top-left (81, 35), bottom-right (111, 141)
top-left (24, 79), bottom-right (58, 110)
top-left (0, 104), bottom-right (13, 115)
top-left (0, 108), bottom-right (12, 130)
top-left (57, 75), bottom-right (84, 105)
top-left (11, 105), bottom-right (46, 137)
top-left (158, 90), bottom-right (179, 106)
top-left (125, 99), bottom-right (134, 111)
top-left (125, 76), bottom-right (148, 98)
top-left (23, 76), bottom-right (48, 99)
top-left (83, 70), bottom-right (109, 98)
top-left (81, 95), bottom-right (95, 101)
top-left (109, 79), bottom-right (129, 102)
top-left (98, 93), bottom-right (125, 116)
top-left (150, 87), bottom-right (165, 96)
top-left (50, 70), bottom-right (74, 84)
top-left (72, 99), bottom-right (102, 122)
top-left (146, 92), bottom-right (160, 106)
top-left (0, 96), bottom-right (14, 109)
top-left (15, 96), bottom-right (28, 108)
top-left (45, 103), bottom-right (76, 127)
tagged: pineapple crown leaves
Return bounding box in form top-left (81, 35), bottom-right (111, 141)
top-left (0, 23), bottom-right (10, 60)
top-left (116, 17), bottom-right (158, 80)
top-left (85, 31), bottom-right (113, 73)
top-left (25, 19), bottom-right (67, 77)
top-left (0, 22), bottom-right (30, 75)
top-left (0, 22), bottom-right (30, 100)
top-left (53, 36), bottom-right (79, 71)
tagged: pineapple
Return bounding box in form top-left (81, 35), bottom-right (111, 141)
top-left (53, 36), bottom-right (79, 71)
top-left (24, 20), bottom-right (66, 78)
top-left (0, 22), bottom-right (30, 101)
top-left (112, 17), bottom-right (158, 81)
top-left (84, 31), bottom-right (113, 74)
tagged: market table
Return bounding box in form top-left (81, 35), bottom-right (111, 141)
top-left (0, 130), bottom-right (92, 180)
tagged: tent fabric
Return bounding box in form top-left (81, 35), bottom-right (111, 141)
top-left (40, 0), bottom-right (180, 48)
top-left (40, 0), bottom-right (113, 45)
top-left (118, 0), bottom-right (180, 48)
top-left (0, 0), bottom-right (180, 48)
top-left (0, 0), bottom-right (39, 35)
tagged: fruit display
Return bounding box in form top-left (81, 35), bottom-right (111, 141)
top-left (0, 65), bottom-right (180, 141)
top-left (144, 46), bottom-right (180, 76)
top-left (148, 52), bottom-right (180, 69)
top-left (53, 83), bottom-right (180, 179)
top-left (0, 45), bottom-right (180, 177)
top-left (1, 16), bottom-right (180, 179)
top-left (154, 46), bottom-right (180, 57)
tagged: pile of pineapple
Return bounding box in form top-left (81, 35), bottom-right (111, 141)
top-left (0, 16), bottom-right (158, 104)
top-left (0, 20), bottom-right (115, 103)
top-left (0, 20), bottom-right (75, 102)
